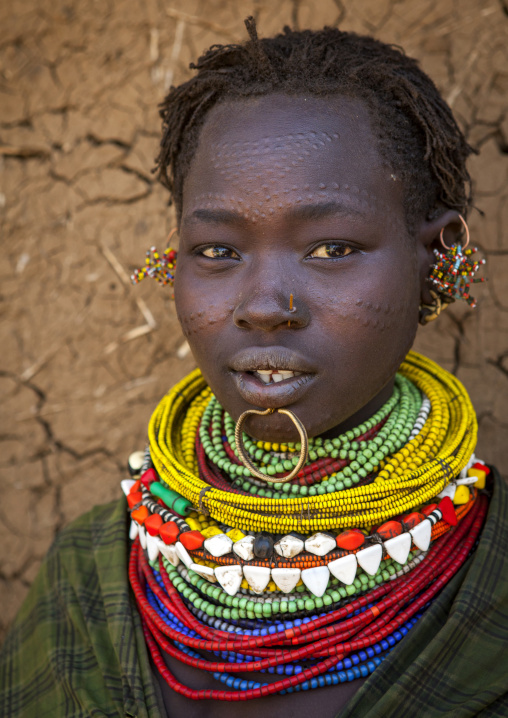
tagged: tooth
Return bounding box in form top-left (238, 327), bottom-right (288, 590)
top-left (280, 371), bottom-right (294, 380)
top-left (258, 373), bottom-right (271, 384)
top-left (272, 373), bottom-right (284, 383)
top-left (256, 369), bottom-right (272, 374)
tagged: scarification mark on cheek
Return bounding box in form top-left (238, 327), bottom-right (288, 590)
top-left (178, 302), bottom-right (235, 337)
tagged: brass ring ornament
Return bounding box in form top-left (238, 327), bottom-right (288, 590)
top-left (234, 408), bottom-right (309, 483)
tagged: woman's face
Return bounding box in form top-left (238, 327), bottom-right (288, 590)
top-left (175, 94), bottom-right (429, 441)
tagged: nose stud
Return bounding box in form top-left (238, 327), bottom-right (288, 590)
top-left (288, 293), bottom-right (296, 328)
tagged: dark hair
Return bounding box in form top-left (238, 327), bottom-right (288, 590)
top-left (155, 18), bottom-right (473, 231)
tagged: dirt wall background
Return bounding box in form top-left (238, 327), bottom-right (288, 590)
top-left (1, 0), bottom-right (507, 642)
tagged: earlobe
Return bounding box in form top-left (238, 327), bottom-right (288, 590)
top-left (416, 210), bottom-right (464, 306)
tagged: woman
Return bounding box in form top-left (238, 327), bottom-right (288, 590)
top-left (1, 19), bottom-right (506, 718)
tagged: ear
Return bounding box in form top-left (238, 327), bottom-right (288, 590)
top-left (415, 210), bottom-right (466, 305)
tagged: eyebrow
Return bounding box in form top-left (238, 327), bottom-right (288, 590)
top-left (187, 201), bottom-right (365, 226)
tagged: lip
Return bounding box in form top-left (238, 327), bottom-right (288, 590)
top-left (229, 347), bottom-right (317, 409)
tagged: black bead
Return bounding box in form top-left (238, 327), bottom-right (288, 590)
top-left (253, 532), bottom-right (274, 559)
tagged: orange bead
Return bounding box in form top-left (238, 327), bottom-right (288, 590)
top-left (144, 513), bottom-right (163, 536)
top-left (336, 529), bottom-right (365, 550)
top-left (131, 506), bottom-right (149, 525)
top-left (159, 521), bottom-right (180, 545)
top-left (129, 480), bottom-right (141, 494)
top-left (180, 530), bottom-right (205, 551)
top-left (127, 491), bottom-right (142, 509)
top-left (376, 520), bottom-right (403, 541)
top-left (422, 503), bottom-right (437, 517)
top-left (402, 512), bottom-right (425, 530)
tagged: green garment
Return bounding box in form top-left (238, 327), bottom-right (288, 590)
top-left (1, 472), bottom-right (507, 718)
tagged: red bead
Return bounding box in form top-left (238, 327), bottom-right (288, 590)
top-left (336, 529), bottom-right (365, 550)
top-left (144, 513), bottom-right (163, 536)
top-left (141, 467), bottom-right (157, 488)
top-left (131, 506), bottom-right (149, 525)
top-left (438, 496), bottom-right (458, 526)
top-left (180, 530), bottom-right (205, 551)
top-left (129, 479), bottom-right (141, 493)
top-left (402, 512), bottom-right (425, 530)
top-left (127, 491), bottom-right (142, 508)
top-left (376, 520), bottom-right (403, 540)
top-left (159, 521), bottom-right (180, 545)
top-left (473, 461), bottom-right (490, 475)
top-left (422, 503), bottom-right (437, 516)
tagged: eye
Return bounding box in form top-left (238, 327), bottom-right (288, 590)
top-left (201, 245), bottom-right (240, 259)
top-left (308, 242), bottom-right (353, 259)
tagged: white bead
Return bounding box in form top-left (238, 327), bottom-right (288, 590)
top-left (437, 484), bottom-right (456, 500)
top-left (175, 541), bottom-right (193, 568)
top-left (129, 520), bottom-right (139, 541)
top-left (243, 565), bottom-right (271, 594)
top-left (204, 533), bottom-right (233, 558)
top-left (128, 450), bottom-right (145, 473)
top-left (190, 563), bottom-right (217, 583)
top-left (121, 479), bottom-right (137, 496)
top-left (384, 533), bottom-right (411, 564)
top-left (305, 532), bottom-right (336, 557)
top-left (328, 554), bottom-right (357, 585)
top-left (410, 519), bottom-right (432, 552)
top-left (232, 535), bottom-right (255, 561)
top-left (138, 525), bottom-right (147, 550)
top-left (271, 567), bottom-right (301, 593)
top-left (274, 535), bottom-right (304, 558)
top-left (159, 542), bottom-right (180, 566)
top-left (356, 544), bottom-right (382, 576)
top-left (146, 533), bottom-right (160, 562)
top-left (301, 565), bottom-right (330, 597)
top-left (456, 476), bottom-right (478, 486)
top-left (215, 565), bottom-right (243, 596)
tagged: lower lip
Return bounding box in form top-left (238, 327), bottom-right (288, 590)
top-left (232, 371), bottom-right (315, 409)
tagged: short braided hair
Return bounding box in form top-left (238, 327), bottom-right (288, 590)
top-left (155, 18), bottom-right (473, 231)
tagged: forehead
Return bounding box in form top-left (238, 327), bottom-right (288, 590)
top-left (182, 94), bottom-right (403, 223)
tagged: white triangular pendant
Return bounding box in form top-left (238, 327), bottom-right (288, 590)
top-left (410, 519), bottom-right (432, 552)
top-left (243, 565), bottom-right (271, 594)
top-left (301, 565), bottom-right (330, 597)
top-left (159, 542), bottom-right (180, 566)
top-left (328, 554), bottom-right (357, 585)
top-left (146, 533), bottom-right (160, 562)
top-left (138, 525), bottom-right (147, 550)
top-left (356, 544), bottom-right (382, 576)
top-left (121, 479), bottom-right (136, 496)
top-left (190, 563), bottom-right (217, 583)
top-left (215, 565), bottom-right (243, 596)
top-left (384, 533), bottom-right (411, 564)
top-left (129, 520), bottom-right (139, 541)
top-left (271, 567), bottom-right (301, 593)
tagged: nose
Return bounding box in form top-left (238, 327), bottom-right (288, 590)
top-left (233, 284), bottom-right (310, 331)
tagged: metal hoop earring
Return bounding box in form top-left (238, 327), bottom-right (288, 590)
top-left (439, 214), bottom-right (469, 250)
top-left (234, 408), bottom-right (309, 483)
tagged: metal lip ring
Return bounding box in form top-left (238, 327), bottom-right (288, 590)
top-left (234, 407), bottom-right (309, 484)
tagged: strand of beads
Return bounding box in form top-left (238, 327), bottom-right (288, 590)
top-left (147, 352), bottom-right (477, 534)
top-left (130, 491), bottom-right (487, 700)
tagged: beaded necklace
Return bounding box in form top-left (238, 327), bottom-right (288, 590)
top-left (124, 351), bottom-right (490, 701)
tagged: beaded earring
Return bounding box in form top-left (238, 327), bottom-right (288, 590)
top-left (420, 215), bottom-right (486, 325)
top-left (131, 229), bottom-right (178, 287)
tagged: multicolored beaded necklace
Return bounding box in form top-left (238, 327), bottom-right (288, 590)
top-left (123, 351), bottom-right (490, 701)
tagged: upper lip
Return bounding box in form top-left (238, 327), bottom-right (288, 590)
top-left (229, 347), bottom-right (316, 374)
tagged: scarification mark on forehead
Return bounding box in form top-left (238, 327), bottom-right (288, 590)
top-left (210, 131), bottom-right (340, 181)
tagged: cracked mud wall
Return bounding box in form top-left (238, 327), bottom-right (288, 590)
top-left (1, 0), bottom-right (507, 641)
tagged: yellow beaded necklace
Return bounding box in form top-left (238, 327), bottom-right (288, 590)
top-left (148, 351), bottom-right (477, 533)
